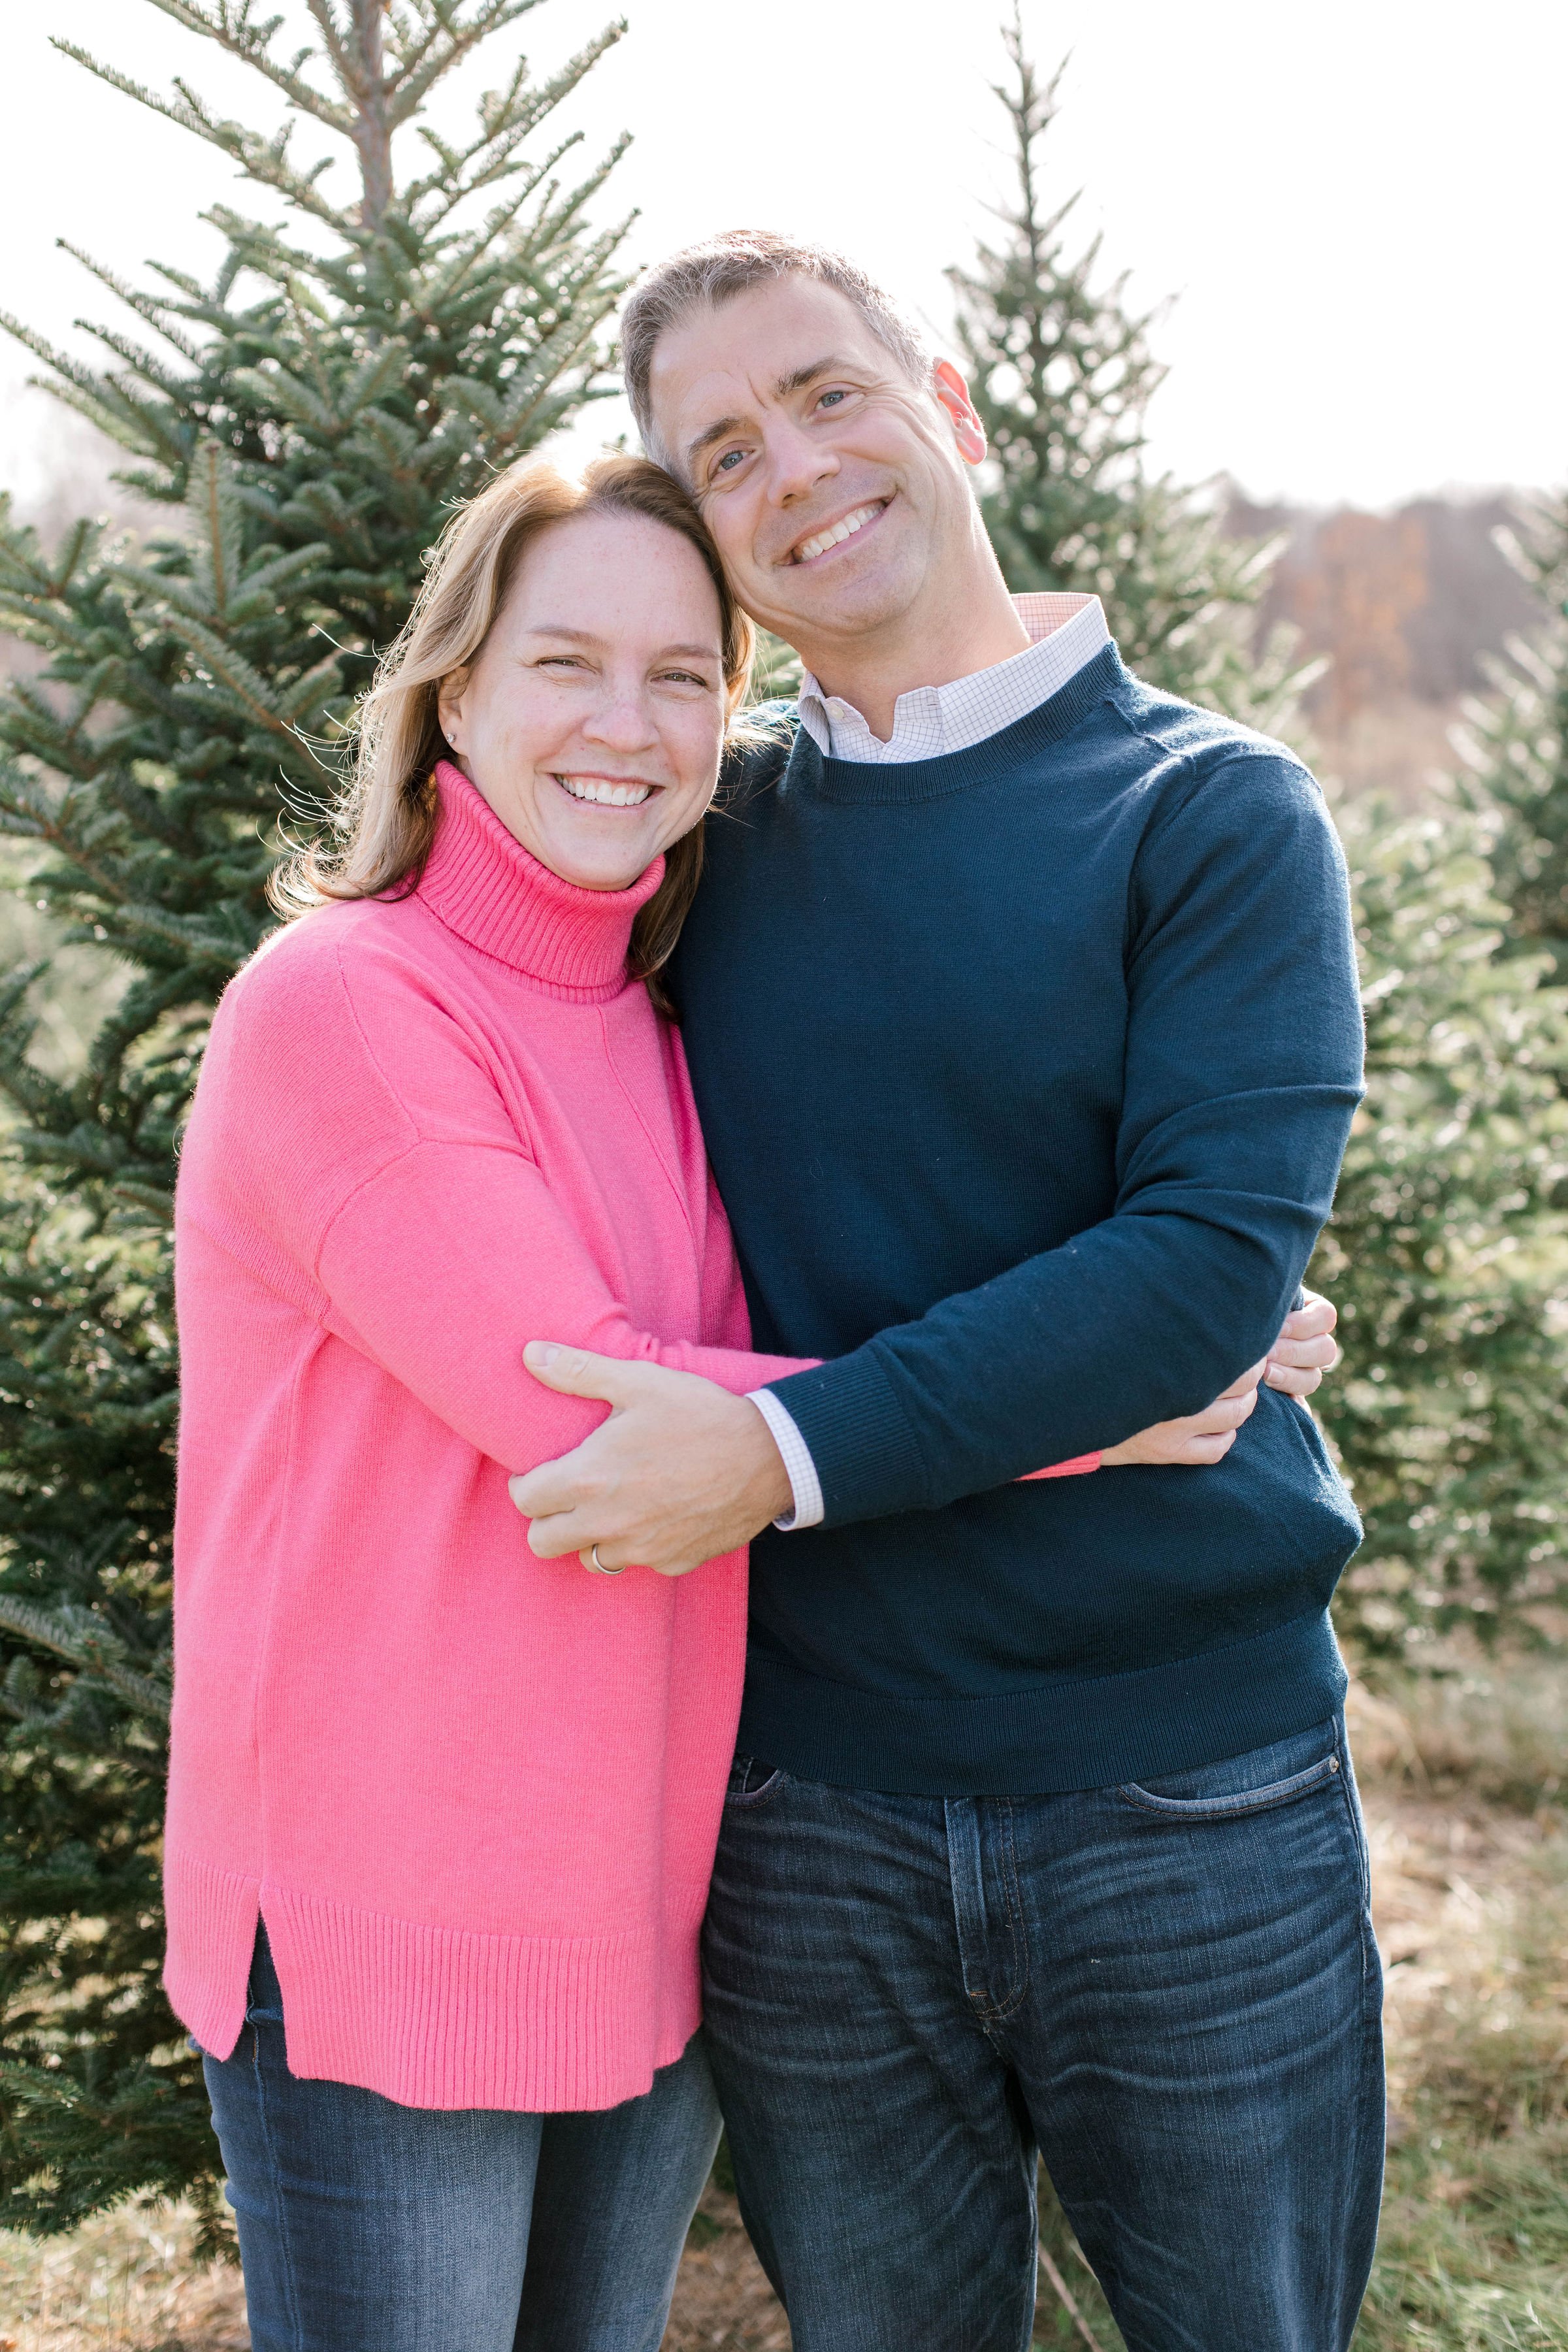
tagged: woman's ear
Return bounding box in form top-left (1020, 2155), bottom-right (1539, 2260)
top-left (436, 670), bottom-right (469, 758)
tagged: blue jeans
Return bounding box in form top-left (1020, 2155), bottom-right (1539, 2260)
top-left (702, 1712), bottom-right (1384, 2352)
top-left (201, 1925), bottom-right (721, 2351)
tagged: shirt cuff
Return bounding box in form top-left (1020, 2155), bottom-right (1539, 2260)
top-left (747, 1389), bottom-right (826, 1530)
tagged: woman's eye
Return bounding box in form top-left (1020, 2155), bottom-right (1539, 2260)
top-left (539, 655), bottom-right (587, 671)
top-left (658, 670), bottom-right (714, 690)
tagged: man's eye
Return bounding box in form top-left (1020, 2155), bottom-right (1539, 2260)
top-left (817, 389), bottom-right (849, 410)
top-left (713, 448), bottom-right (747, 476)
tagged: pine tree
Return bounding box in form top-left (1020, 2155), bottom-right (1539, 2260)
top-left (1310, 808), bottom-right (1568, 1656)
top-left (0, 0), bottom-right (630, 2236)
top-left (1460, 489), bottom-right (1568, 983)
top-left (947, 11), bottom-right (1307, 732)
top-left (1316, 495), bottom-right (1568, 1656)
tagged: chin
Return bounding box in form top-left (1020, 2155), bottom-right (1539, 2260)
top-left (786, 560), bottom-right (920, 638)
top-left (549, 836), bottom-right (657, 893)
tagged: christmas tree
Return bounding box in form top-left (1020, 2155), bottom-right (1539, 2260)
top-left (0, 0), bottom-right (630, 2235)
top-left (1318, 494), bottom-right (1568, 1654)
top-left (947, 10), bottom-right (1309, 731)
top-left (1312, 806), bottom-right (1568, 1655)
top-left (1460, 490), bottom-right (1568, 983)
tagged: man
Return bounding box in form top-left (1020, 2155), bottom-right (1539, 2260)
top-left (511, 233), bottom-right (1378, 2352)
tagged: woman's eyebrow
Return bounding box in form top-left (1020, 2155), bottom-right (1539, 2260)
top-left (522, 624), bottom-right (717, 664)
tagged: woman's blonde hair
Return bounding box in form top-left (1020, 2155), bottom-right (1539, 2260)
top-left (272, 453), bottom-right (759, 1007)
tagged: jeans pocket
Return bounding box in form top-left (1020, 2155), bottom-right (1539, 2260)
top-left (1116, 1749), bottom-right (1342, 1820)
top-left (725, 1752), bottom-right (789, 1809)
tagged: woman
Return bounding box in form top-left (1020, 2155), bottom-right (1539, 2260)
top-left (166, 453), bottom-right (1331, 2351)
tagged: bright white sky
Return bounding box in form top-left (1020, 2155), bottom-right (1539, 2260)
top-left (1, 0), bottom-right (1561, 513)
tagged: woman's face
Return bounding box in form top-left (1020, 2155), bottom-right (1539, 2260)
top-left (438, 508), bottom-right (729, 892)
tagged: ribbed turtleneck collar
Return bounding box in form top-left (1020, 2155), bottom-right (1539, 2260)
top-left (415, 761), bottom-right (664, 1000)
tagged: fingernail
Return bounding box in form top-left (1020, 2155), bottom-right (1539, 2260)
top-left (525, 1342), bottom-right (557, 1367)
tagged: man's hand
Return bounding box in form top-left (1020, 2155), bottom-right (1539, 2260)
top-left (507, 1346), bottom-right (792, 1577)
top-left (508, 1288), bottom-right (1347, 1566)
top-left (1264, 1287), bottom-right (1339, 1395)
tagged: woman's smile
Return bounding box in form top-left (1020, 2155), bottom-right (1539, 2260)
top-left (553, 771), bottom-right (659, 808)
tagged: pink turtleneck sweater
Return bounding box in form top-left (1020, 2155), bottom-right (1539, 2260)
top-left (165, 766), bottom-right (811, 2112)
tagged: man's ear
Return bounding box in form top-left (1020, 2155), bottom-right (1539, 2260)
top-left (933, 359), bottom-right (987, 466)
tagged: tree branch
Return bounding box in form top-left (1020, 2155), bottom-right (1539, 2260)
top-left (136, 0), bottom-right (356, 131)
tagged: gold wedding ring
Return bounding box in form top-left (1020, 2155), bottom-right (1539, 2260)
top-left (589, 1544), bottom-right (623, 1576)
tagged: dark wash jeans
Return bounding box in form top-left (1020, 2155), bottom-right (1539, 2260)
top-left (201, 1925), bottom-right (721, 2352)
top-left (703, 1712), bottom-right (1384, 2352)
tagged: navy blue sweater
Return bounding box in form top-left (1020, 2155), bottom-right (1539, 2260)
top-left (672, 644), bottom-right (1364, 1795)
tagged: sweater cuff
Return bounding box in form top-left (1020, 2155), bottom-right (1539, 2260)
top-left (761, 1354), bottom-right (929, 1528)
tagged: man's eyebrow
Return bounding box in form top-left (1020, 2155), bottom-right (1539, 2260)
top-left (773, 354), bottom-right (856, 399)
top-left (685, 414), bottom-right (746, 471)
top-left (683, 356), bottom-right (864, 472)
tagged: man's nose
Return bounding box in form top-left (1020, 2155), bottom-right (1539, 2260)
top-left (764, 415), bottom-right (840, 506)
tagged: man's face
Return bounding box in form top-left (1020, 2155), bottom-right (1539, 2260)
top-left (645, 276), bottom-right (986, 664)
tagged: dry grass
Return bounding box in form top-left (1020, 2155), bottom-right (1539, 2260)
top-left (1348, 1668), bottom-right (1568, 2352)
top-left (662, 2178), bottom-right (789, 2352)
top-left (5, 1663), bottom-right (1565, 2352)
top-left (0, 2206), bottom-right (247, 2351)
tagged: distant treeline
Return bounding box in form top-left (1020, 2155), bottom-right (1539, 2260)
top-left (1228, 490), bottom-right (1539, 733)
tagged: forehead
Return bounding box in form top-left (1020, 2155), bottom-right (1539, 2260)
top-left (501, 508), bottom-right (721, 629)
top-left (647, 276), bottom-right (894, 453)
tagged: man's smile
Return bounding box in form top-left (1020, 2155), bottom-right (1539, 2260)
top-left (788, 499), bottom-right (889, 566)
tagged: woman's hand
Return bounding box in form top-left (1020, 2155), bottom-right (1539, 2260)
top-left (1100, 1288), bottom-right (1342, 1467)
top-left (1105, 1288), bottom-right (1354, 1467)
top-left (1101, 1362), bottom-right (1264, 1467)
top-left (1263, 1287), bottom-right (1339, 1396)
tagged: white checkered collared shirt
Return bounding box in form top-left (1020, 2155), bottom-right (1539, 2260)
top-left (796, 591), bottom-right (1110, 762)
top-left (747, 591), bottom-right (1113, 1530)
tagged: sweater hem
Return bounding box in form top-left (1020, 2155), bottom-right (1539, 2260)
top-left (735, 1608), bottom-right (1349, 1795)
top-left (164, 1851), bottom-right (706, 2112)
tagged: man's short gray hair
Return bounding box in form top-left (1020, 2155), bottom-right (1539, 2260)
top-left (621, 229), bottom-right (932, 473)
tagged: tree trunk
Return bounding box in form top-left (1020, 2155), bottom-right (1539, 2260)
top-left (350, 0), bottom-right (393, 227)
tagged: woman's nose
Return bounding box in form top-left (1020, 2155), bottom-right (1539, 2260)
top-left (581, 689), bottom-right (657, 751)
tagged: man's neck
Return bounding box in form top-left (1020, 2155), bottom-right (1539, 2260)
top-left (794, 557), bottom-right (1030, 742)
